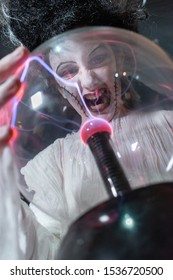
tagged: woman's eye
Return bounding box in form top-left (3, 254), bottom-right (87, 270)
top-left (89, 54), bottom-right (108, 68)
top-left (57, 66), bottom-right (78, 79)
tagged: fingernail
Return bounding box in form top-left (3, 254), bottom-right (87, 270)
top-left (13, 46), bottom-right (27, 59)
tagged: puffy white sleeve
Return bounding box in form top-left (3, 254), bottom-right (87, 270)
top-left (0, 144), bottom-right (61, 259)
top-left (21, 200), bottom-right (60, 259)
top-left (21, 139), bottom-right (70, 244)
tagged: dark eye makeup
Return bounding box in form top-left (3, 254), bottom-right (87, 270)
top-left (56, 63), bottom-right (78, 79)
top-left (56, 44), bottom-right (111, 79)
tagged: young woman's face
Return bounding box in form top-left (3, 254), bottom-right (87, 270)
top-left (50, 39), bottom-right (119, 122)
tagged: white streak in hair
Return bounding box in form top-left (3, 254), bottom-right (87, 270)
top-left (0, 1), bottom-right (22, 46)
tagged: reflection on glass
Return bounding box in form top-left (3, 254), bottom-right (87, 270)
top-left (122, 213), bottom-right (135, 229)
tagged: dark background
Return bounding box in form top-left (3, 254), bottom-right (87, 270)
top-left (0, 0), bottom-right (173, 59)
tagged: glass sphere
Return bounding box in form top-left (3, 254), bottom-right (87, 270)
top-left (8, 26), bottom-right (173, 220)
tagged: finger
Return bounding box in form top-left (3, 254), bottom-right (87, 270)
top-left (0, 46), bottom-right (29, 83)
top-left (0, 76), bottom-right (21, 108)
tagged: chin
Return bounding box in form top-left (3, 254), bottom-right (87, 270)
top-left (93, 105), bottom-right (116, 122)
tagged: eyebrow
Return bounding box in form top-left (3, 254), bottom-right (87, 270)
top-left (56, 44), bottom-right (107, 72)
top-left (88, 44), bottom-right (107, 57)
top-left (56, 61), bottom-right (77, 73)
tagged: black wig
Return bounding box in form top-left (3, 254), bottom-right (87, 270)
top-left (1, 0), bottom-right (148, 50)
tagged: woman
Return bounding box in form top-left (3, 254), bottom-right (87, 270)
top-left (0, 0), bottom-right (150, 259)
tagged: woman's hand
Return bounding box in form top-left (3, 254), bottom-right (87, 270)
top-left (0, 47), bottom-right (30, 259)
top-left (0, 46), bottom-right (29, 142)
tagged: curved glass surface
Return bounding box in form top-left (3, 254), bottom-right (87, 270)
top-left (5, 26), bottom-right (173, 221)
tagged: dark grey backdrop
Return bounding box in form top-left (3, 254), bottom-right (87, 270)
top-left (0, 0), bottom-right (173, 59)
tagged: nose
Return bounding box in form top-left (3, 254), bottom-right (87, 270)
top-left (79, 69), bottom-right (99, 92)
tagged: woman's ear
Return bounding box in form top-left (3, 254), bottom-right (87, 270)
top-left (120, 77), bottom-right (141, 110)
top-left (112, 43), bottom-right (135, 78)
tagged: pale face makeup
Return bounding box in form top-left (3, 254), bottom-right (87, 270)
top-left (50, 39), bottom-right (119, 123)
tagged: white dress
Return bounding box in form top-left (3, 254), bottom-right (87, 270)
top-left (1, 110), bottom-right (173, 259)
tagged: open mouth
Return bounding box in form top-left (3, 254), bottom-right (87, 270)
top-left (83, 88), bottom-right (111, 113)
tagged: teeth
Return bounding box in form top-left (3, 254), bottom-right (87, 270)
top-left (85, 95), bottom-right (98, 100)
top-left (83, 87), bottom-right (111, 111)
top-left (84, 88), bottom-right (107, 100)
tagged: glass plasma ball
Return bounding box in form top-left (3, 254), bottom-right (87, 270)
top-left (3, 26), bottom-right (173, 259)
top-left (11, 27), bottom-right (173, 191)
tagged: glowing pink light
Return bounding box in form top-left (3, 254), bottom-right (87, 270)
top-left (80, 118), bottom-right (113, 144)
